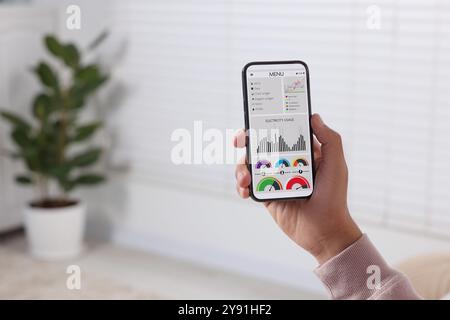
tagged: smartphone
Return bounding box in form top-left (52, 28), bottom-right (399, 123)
top-left (242, 60), bottom-right (314, 201)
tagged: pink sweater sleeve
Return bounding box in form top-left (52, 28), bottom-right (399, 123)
top-left (314, 234), bottom-right (422, 300)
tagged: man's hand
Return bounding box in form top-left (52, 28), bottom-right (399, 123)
top-left (234, 113), bottom-right (362, 264)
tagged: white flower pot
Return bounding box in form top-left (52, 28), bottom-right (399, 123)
top-left (24, 201), bottom-right (86, 260)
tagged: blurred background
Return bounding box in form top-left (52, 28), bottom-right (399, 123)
top-left (0, 0), bottom-right (449, 299)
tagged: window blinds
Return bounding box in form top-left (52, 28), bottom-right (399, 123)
top-left (107, 0), bottom-right (450, 237)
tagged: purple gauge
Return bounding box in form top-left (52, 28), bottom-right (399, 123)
top-left (255, 159), bottom-right (271, 169)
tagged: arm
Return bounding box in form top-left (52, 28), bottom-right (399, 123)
top-left (234, 114), bottom-right (421, 300)
top-left (315, 234), bottom-right (421, 299)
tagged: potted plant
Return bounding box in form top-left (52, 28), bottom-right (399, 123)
top-left (0, 34), bottom-right (109, 260)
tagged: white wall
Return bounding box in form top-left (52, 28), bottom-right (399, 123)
top-left (92, 173), bottom-right (449, 295)
top-left (0, 5), bottom-right (56, 231)
top-left (34, 0), bottom-right (109, 44)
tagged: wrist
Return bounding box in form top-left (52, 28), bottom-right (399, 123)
top-left (313, 216), bottom-right (362, 265)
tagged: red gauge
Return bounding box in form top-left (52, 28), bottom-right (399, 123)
top-left (286, 176), bottom-right (310, 190)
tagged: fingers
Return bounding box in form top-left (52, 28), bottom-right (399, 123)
top-left (236, 185), bottom-right (250, 198)
top-left (235, 160), bottom-right (251, 188)
top-left (234, 130), bottom-right (250, 198)
top-left (311, 114), bottom-right (341, 146)
top-left (235, 173), bottom-right (250, 198)
top-left (233, 129), bottom-right (246, 148)
top-left (311, 113), bottom-right (344, 161)
top-left (312, 136), bottom-right (322, 160)
top-left (237, 154), bottom-right (247, 165)
top-left (312, 136), bottom-right (322, 170)
top-left (235, 154), bottom-right (251, 198)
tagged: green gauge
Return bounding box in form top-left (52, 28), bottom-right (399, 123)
top-left (256, 177), bottom-right (283, 192)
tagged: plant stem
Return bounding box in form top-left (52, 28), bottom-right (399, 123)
top-left (57, 90), bottom-right (69, 201)
top-left (58, 91), bottom-right (68, 164)
top-left (34, 173), bottom-right (49, 201)
top-left (42, 175), bottom-right (49, 200)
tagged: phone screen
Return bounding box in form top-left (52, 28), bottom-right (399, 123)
top-left (243, 61), bottom-right (314, 200)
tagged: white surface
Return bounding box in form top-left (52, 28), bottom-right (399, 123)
top-left (82, 243), bottom-right (323, 299)
top-left (105, 174), bottom-right (450, 295)
top-left (110, 177), bottom-right (322, 293)
top-left (25, 202), bottom-right (86, 260)
top-left (0, 6), bottom-right (56, 232)
top-left (0, 234), bottom-right (322, 299)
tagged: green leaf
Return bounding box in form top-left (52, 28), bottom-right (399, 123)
top-left (44, 35), bottom-right (64, 58)
top-left (68, 74), bottom-right (108, 109)
top-left (73, 173), bottom-right (105, 185)
top-left (0, 111), bottom-right (32, 130)
top-left (75, 65), bottom-right (101, 83)
top-left (34, 62), bottom-right (58, 89)
top-left (72, 122), bottom-right (102, 142)
top-left (81, 74), bottom-right (109, 96)
top-left (44, 35), bottom-right (80, 69)
top-left (15, 175), bottom-right (33, 184)
top-left (62, 43), bottom-right (80, 69)
top-left (72, 96), bottom-right (85, 109)
top-left (20, 147), bottom-right (40, 172)
top-left (69, 96), bottom-right (85, 109)
top-left (11, 127), bottom-right (32, 148)
top-left (70, 148), bottom-right (102, 167)
top-left (68, 65), bottom-right (109, 107)
top-left (32, 94), bottom-right (52, 119)
top-left (61, 173), bottom-right (105, 192)
top-left (75, 66), bottom-right (108, 92)
top-left (46, 164), bottom-right (71, 180)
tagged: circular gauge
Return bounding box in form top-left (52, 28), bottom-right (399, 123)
top-left (274, 158), bottom-right (290, 168)
top-left (255, 160), bottom-right (271, 169)
top-left (256, 177), bottom-right (283, 192)
top-left (286, 176), bottom-right (310, 190)
top-left (293, 158), bottom-right (308, 167)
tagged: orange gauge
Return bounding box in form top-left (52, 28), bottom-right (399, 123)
top-left (293, 158), bottom-right (308, 167)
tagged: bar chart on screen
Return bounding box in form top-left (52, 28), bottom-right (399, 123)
top-left (256, 133), bottom-right (306, 153)
top-left (250, 114), bottom-right (309, 155)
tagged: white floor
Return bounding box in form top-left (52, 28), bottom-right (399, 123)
top-left (0, 231), bottom-right (323, 299)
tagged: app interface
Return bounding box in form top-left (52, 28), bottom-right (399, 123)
top-left (246, 63), bottom-right (313, 199)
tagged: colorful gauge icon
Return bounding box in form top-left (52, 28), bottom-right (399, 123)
top-left (286, 176), bottom-right (310, 190)
top-left (293, 158), bottom-right (308, 167)
top-left (256, 177), bottom-right (283, 192)
top-left (274, 158), bottom-right (290, 168)
top-left (255, 159), bottom-right (271, 169)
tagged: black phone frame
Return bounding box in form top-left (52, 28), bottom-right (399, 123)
top-left (242, 60), bottom-right (315, 202)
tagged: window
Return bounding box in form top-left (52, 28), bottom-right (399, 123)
top-left (108, 0), bottom-right (450, 237)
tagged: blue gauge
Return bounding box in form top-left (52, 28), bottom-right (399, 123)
top-left (274, 158), bottom-right (290, 168)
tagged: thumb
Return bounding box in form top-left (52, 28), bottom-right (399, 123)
top-left (311, 113), bottom-right (344, 162)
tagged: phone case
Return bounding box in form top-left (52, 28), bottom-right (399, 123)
top-left (241, 60), bottom-right (315, 201)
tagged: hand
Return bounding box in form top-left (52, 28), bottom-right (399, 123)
top-left (234, 114), bottom-right (362, 264)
